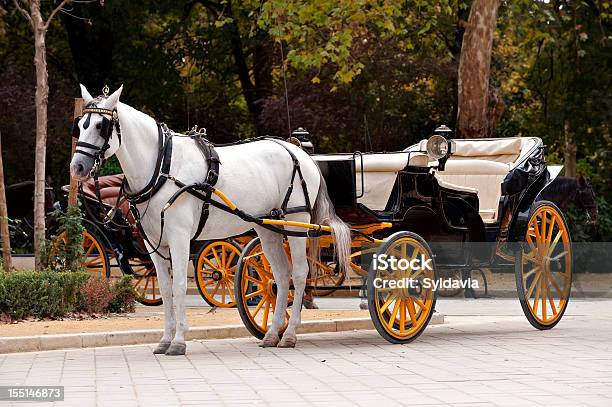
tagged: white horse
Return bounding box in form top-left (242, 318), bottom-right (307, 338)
top-left (70, 85), bottom-right (351, 355)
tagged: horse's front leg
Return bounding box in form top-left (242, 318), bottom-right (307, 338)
top-left (165, 229), bottom-right (191, 356)
top-left (278, 235), bottom-right (309, 348)
top-left (147, 248), bottom-right (174, 354)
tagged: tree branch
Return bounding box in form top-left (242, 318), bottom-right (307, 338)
top-left (44, 0), bottom-right (71, 30)
top-left (11, 0), bottom-right (33, 28)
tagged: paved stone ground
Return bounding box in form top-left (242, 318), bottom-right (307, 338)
top-left (1, 299), bottom-right (611, 406)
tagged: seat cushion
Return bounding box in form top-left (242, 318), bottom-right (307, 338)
top-left (314, 153), bottom-right (427, 211)
top-left (436, 160), bottom-right (510, 224)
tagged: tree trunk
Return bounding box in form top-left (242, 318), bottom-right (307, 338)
top-left (564, 120), bottom-right (577, 177)
top-left (456, 0), bottom-right (499, 138)
top-left (32, 0), bottom-right (48, 270)
top-left (0, 132), bottom-right (12, 271)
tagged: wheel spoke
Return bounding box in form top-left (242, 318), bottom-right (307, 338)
top-left (407, 298), bottom-right (418, 326)
top-left (252, 296), bottom-right (266, 317)
top-left (244, 275), bottom-right (263, 285)
top-left (525, 269), bottom-right (541, 299)
top-left (227, 282), bottom-right (235, 302)
top-left (245, 288), bottom-right (265, 299)
top-left (379, 293), bottom-right (396, 314)
top-left (211, 281), bottom-right (221, 296)
top-left (540, 211), bottom-right (547, 245)
top-left (399, 300), bottom-right (406, 333)
top-left (541, 273), bottom-right (547, 320)
top-left (202, 257), bottom-right (219, 270)
top-left (262, 301), bottom-right (271, 328)
top-left (546, 284), bottom-right (557, 316)
top-left (532, 279), bottom-right (541, 315)
top-left (547, 231), bottom-right (564, 257)
top-left (386, 300), bottom-right (400, 330)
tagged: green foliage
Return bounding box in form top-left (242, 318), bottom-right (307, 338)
top-left (0, 270), bottom-right (89, 320)
top-left (46, 205), bottom-right (84, 273)
top-left (107, 276), bottom-right (137, 314)
top-left (97, 156), bottom-right (122, 176)
top-left (0, 271), bottom-right (138, 320)
top-left (567, 197), bottom-right (612, 243)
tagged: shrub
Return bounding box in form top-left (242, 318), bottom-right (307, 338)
top-left (107, 276), bottom-right (137, 313)
top-left (44, 204), bottom-right (85, 273)
top-left (79, 276), bottom-right (114, 314)
top-left (0, 270), bottom-right (89, 320)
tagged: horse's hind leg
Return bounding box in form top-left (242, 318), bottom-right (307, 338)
top-left (255, 228), bottom-right (291, 347)
top-left (278, 235), bottom-right (309, 348)
top-left (147, 248), bottom-right (175, 354)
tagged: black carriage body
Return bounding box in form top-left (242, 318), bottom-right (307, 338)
top-left (313, 137), bottom-right (548, 269)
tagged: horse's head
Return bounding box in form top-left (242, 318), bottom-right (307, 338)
top-left (70, 84), bottom-right (123, 180)
top-left (577, 175), bottom-right (598, 224)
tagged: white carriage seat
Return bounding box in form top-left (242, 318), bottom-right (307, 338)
top-left (436, 160), bottom-right (511, 223)
top-left (355, 152), bottom-right (429, 211)
top-left (312, 152), bottom-right (428, 211)
top-left (427, 137), bottom-right (539, 223)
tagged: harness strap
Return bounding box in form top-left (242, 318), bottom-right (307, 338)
top-left (267, 139), bottom-right (312, 215)
top-left (191, 136), bottom-right (220, 240)
top-left (124, 123), bottom-right (171, 204)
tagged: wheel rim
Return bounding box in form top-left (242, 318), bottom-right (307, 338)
top-left (373, 237), bottom-right (435, 340)
top-left (196, 241), bottom-right (241, 307)
top-left (51, 230), bottom-right (109, 278)
top-left (131, 259), bottom-right (162, 305)
top-left (238, 242), bottom-right (291, 336)
top-left (522, 205), bottom-right (571, 326)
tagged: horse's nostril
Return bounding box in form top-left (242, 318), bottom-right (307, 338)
top-left (77, 163), bottom-right (84, 173)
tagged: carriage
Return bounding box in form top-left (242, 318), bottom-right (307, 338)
top-left (60, 123), bottom-right (571, 343)
top-left (232, 128), bottom-right (572, 343)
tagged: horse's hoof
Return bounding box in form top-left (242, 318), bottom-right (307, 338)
top-left (278, 334), bottom-right (297, 348)
top-left (260, 332), bottom-right (280, 347)
top-left (359, 301), bottom-right (369, 310)
top-left (153, 341), bottom-right (171, 354)
top-left (303, 298), bottom-right (318, 309)
top-left (164, 342), bottom-right (186, 356)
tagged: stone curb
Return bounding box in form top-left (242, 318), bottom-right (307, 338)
top-left (0, 314), bottom-right (444, 354)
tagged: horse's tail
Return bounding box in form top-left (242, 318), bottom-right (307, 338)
top-left (309, 173), bottom-right (352, 277)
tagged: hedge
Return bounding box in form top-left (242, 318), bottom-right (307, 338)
top-left (0, 270), bottom-right (136, 320)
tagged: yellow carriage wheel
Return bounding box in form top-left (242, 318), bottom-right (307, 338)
top-left (367, 231), bottom-right (437, 343)
top-left (235, 238), bottom-right (292, 340)
top-left (50, 229), bottom-right (110, 279)
top-left (309, 259), bottom-right (346, 296)
top-left (516, 201), bottom-right (572, 330)
top-left (130, 259), bottom-right (163, 306)
top-left (195, 240), bottom-right (242, 308)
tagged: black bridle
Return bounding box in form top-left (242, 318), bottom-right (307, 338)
top-left (72, 103), bottom-right (125, 228)
top-left (73, 105), bottom-right (122, 176)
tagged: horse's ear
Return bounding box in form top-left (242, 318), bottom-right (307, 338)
top-left (578, 175), bottom-right (587, 187)
top-left (103, 85), bottom-right (123, 108)
top-left (80, 84), bottom-right (94, 104)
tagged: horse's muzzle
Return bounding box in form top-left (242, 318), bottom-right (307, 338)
top-left (70, 157), bottom-right (94, 180)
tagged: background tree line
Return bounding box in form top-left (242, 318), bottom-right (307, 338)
top-left (0, 0), bottom-right (610, 245)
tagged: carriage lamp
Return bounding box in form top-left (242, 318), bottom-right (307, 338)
top-left (290, 127), bottom-right (314, 153)
top-left (427, 125), bottom-right (456, 171)
top-left (426, 135), bottom-right (449, 159)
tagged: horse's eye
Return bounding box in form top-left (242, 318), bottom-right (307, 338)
top-left (96, 123), bottom-right (102, 129)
